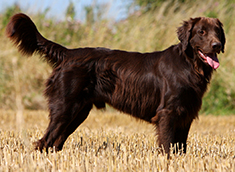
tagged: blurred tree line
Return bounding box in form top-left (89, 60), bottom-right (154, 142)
top-left (132, 0), bottom-right (186, 12)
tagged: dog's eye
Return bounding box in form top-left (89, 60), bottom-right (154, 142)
top-left (198, 30), bottom-right (206, 35)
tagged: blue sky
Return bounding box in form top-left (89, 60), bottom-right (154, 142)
top-left (0, 0), bottom-right (131, 21)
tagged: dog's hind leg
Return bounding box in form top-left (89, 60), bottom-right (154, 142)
top-left (34, 65), bottom-right (96, 152)
top-left (34, 102), bottom-right (92, 152)
top-left (52, 103), bottom-right (93, 151)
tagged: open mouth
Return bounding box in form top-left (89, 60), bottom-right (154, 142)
top-left (198, 50), bottom-right (220, 69)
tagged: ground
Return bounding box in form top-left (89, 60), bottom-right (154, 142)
top-left (0, 109), bottom-right (234, 171)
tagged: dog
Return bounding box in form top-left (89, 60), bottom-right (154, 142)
top-left (6, 13), bottom-right (225, 155)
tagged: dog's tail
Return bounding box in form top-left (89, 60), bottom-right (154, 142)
top-left (6, 13), bottom-right (67, 67)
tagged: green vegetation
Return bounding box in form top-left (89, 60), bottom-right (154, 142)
top-left (0, 0), bottom-right (235, 114)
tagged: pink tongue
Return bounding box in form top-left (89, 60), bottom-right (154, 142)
top-left (199, 51), bottom-right (220, 69)
top-left (206, 54), bottom-right (220, 69)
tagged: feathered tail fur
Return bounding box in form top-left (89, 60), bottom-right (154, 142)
top-left (6, 13), bottom-right (67, 67)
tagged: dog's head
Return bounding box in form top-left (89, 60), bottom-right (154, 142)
top-left (177, 17), bottom-right (226, 69)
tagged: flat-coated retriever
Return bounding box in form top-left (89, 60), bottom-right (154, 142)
top-left (6, 13), bottom-right (225, 155)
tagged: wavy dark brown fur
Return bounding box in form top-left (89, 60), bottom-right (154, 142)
top-left (6, 13), bottom-right (67, 67)
top-left (6, 13), bottom-right (225, 156)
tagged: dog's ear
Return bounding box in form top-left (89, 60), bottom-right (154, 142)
top-left (216, 19), bottom-right (226, 53)
top-left (177, 17), bottom-right (201, 51)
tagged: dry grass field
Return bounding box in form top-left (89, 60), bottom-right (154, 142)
top-left (0, 109), bottom-right (234, 172)
top-left (0, 1), bottom-right (235, 171)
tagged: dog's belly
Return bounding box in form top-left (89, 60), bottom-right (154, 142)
top-left (94, 72), bottom-right (161, 122)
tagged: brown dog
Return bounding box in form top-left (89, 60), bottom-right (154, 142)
top-left (6, 13), bottom-right (225, 155)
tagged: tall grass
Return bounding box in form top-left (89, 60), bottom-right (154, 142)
top-left (0, 0), bottom-right (235, 114)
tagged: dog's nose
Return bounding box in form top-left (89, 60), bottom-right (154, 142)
top-left (212, 42), bottom-right (222, 51)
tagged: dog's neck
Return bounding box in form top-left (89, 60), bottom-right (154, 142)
top-left (182, 43), bottom-right (213, 83)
